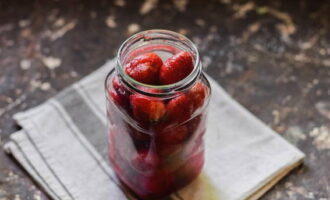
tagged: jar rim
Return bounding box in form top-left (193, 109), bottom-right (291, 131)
top-left (113, 29), bottom-right (201, 96)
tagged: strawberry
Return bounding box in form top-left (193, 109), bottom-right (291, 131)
top-left (130, 94), bottom-right (166, 124)
top-left (155, 125), bottom-right (189, 157)
top-left (125, 53), bottom-right (163, 84)
top-left (112, 75), bottom-right (123, 91)
top-left (110, 90), bottom-right (125, 107)
top-left (189, 81), bottom-right (207, 110)
top-left (159, 51), bottom-right (194, 84)
top-left (157, 125), bottom-right (189, 145)
top-left (166, 94), bottom-right (194, 124)
top-left (110, 76), bottom-right (131, 110)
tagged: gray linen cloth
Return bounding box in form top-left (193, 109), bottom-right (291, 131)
top-left (4, 60), bottom-right (304, 200)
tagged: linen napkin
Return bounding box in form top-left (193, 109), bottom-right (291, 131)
top-left (4, 60), bottom-right (304, 200)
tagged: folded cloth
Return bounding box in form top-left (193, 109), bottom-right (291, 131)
top-left (4, 60), bottom-right (304, 200)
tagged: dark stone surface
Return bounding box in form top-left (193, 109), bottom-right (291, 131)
top-left (0, 0), bottom-right (329, 199)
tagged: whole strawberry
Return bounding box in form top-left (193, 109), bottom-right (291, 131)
top-left (157, 125), bottom-right (189, 145)
top-left (155, 125), bottom-right (190, 157)
top-left (125, 53), bottom-right (163, 84)
top-left (130, 94), bottom-right (166, 125)
top-left (159, 51), bottom-right (194, 84)
top-left (110, 76), bottom-right (131, 110)
top-left (189, 81), bottom-right (207, 111)
top-left (166, 94), bottom-right (194, 124)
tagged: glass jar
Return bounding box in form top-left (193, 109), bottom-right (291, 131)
top-left (105, 30), bottom-right (211, 199)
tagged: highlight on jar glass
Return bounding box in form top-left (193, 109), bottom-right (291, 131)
top-left (105, 29), bottom-right (211, 199)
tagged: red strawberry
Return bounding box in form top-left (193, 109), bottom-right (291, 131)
top-left (160, 51), bottom-right (194, 84)
top-left (189, 81), bottom-right (207, 110)
top-left (166, 94), bottom-right (194, 124)
top-left (130, 94), bottom-right (166, 124)
top-left (157, 125), bottom-right (189, 145)
top-left (110, 76), bottom-right (131, 110)
top-left (155, 125), bottom-right (189, 157)
top-left (125, 53), bottom-right (163, 84)
top-left (110, 90), bottom-right (125, 107)
top-left (112, 75), bottom-right (123, 91)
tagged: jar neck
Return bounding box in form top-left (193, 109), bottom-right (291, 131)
top-left (115, 29), bottom-right (201, 97)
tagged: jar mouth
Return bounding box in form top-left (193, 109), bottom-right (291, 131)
top-left (115, 29), bottom-right (201, 96)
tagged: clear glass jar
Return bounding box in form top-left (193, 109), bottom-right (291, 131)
top-left (105, 30), bottom-right (211, 199)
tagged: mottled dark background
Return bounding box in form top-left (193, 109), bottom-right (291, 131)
top-left (0, 0), bottom-right (330, 199)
